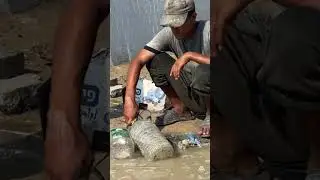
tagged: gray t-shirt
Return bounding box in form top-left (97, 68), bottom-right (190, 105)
top-left (145, 20), bottom-right (210, 73)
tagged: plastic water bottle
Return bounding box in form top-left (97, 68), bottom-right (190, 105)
top-left (128, 116), bottom-right (174, 161)
top-left (110, 128), bottom-right (135, 159)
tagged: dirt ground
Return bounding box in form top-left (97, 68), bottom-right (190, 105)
top-left (0, 0), bottom-right (108, 132)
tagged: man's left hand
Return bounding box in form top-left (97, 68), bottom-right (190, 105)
top-left (170, 54), bottom-right (190, 80)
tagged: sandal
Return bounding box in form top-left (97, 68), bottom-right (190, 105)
top-left (155, 107), bottom-right (195, 126)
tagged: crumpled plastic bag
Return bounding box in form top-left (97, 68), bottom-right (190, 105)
top-left (135, 78), bottom-right (166, 112)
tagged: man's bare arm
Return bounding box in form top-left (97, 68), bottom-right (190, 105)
top-left (185, 52), bottom-right (210, 64)
top-left (49, 0), bottom-right (109, 130)
top-left (125, 49), bottom-right (155, 100)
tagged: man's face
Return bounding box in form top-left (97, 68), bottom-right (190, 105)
top-left (171, 12), bottom-right (196, 39)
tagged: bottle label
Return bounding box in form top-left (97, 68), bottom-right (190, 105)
top-left (111, 128), bottom-right (130, 139)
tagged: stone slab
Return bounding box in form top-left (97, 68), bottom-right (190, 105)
top-left (110, 85), bottom-right (124, 98)
top-left (0, 73), bottom-right (41, 114)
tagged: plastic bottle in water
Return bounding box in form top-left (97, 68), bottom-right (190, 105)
top-left (128, 119), bottom-right (174, 161)
top-left (110, 128), bottom-right (135, 159)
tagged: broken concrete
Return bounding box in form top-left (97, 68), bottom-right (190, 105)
top-left (0, 73), bottom-right (41, 114)
top-left (110, 85), bottom-right (124, 98)
top-left (0, 51), bottom-right (25, 79)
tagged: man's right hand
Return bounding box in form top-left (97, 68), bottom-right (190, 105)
top-left (123, 49), bottom-right (155, 125)
top-left (123, 96), bottom-right (139, 125)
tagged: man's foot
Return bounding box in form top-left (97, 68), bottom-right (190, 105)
top-left (198, 114), bottom-right (210, 138)
top-left (155, 107), bottom-right (195, 126)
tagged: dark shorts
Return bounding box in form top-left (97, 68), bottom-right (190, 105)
top-left (145, 52), bottom-right (210, 114)
top-left (212, 2), bottom-right (320, 178)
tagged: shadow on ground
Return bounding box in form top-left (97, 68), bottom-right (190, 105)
top-left (0, 131), bottom-right (43, 180)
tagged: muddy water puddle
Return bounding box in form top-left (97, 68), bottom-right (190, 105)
top-left (110, 146), bottom-right (210, 180)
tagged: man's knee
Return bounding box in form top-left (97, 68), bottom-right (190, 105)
top-left (191, 64), bottom-right (210, 96)
top-left (146, 52), bottom-right (175, 87)
top-left (146, 52), bottom-right (174, 71)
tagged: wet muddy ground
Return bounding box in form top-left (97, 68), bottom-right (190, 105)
top-left (110, 147), bottom-right (210, 180)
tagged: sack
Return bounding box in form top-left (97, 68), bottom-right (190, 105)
top-left (80, 49), bottom-right (109, 143)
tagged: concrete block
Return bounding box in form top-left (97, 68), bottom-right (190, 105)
top-left (0, 51), bottom-right (25, 79)
top-left (0, 73), bottom-right (41, 114)
top-left (110, 85), bottom-right (124, 98)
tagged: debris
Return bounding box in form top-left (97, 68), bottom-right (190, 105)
top-left (135, 78), bottom-right (166, 112)
top-left (110, 85), bottom-right (124, 98)
top-left (177, 133), bottom-right (202, 151)
top-left (0, 73), bottom-right (41, 114)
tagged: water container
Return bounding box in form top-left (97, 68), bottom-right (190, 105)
top-left (128, 118), bottom-right (174, 161)
top-left (110, 128), bottom-right (135, 159)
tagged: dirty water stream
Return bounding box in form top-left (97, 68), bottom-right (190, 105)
top-left (111, 146), bottom-right (210, 180)
top-left (110, 145), bottom-right (210, 180)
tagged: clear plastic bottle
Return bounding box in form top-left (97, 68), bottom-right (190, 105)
top-left (128, 120), bottom-right (174, 161)
top-left (110, 128), bottom-right (135, 159)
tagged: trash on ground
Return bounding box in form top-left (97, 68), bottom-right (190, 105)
top-left (177, 133), bottom-right (202, 151)
top-left (110, 85), bottom-right (124, 98)
top-left (135, 78), bottom-right (166, 112)
top-left (128, 119), bottom-right (174, 161)
top-left (165, 133), bottom-right (209, 152)
top-left (110, 128), bottom-right (135, 160)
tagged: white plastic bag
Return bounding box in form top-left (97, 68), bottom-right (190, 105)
top-left (135, 78), bottom-right (166, 112)
top-left (80, 49), bottom-right (109, 143)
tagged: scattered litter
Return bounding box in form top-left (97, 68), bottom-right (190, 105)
top-left (110, 128), bottom-right (135, 159)
top-left (145, 87), bottom-right (165, 104)
top-left (135, 78), bottom-right (166, 112)
top-left (110, 85), bottom-right (124, 98)
top-left (176, 133), bottom-right (202, 151)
